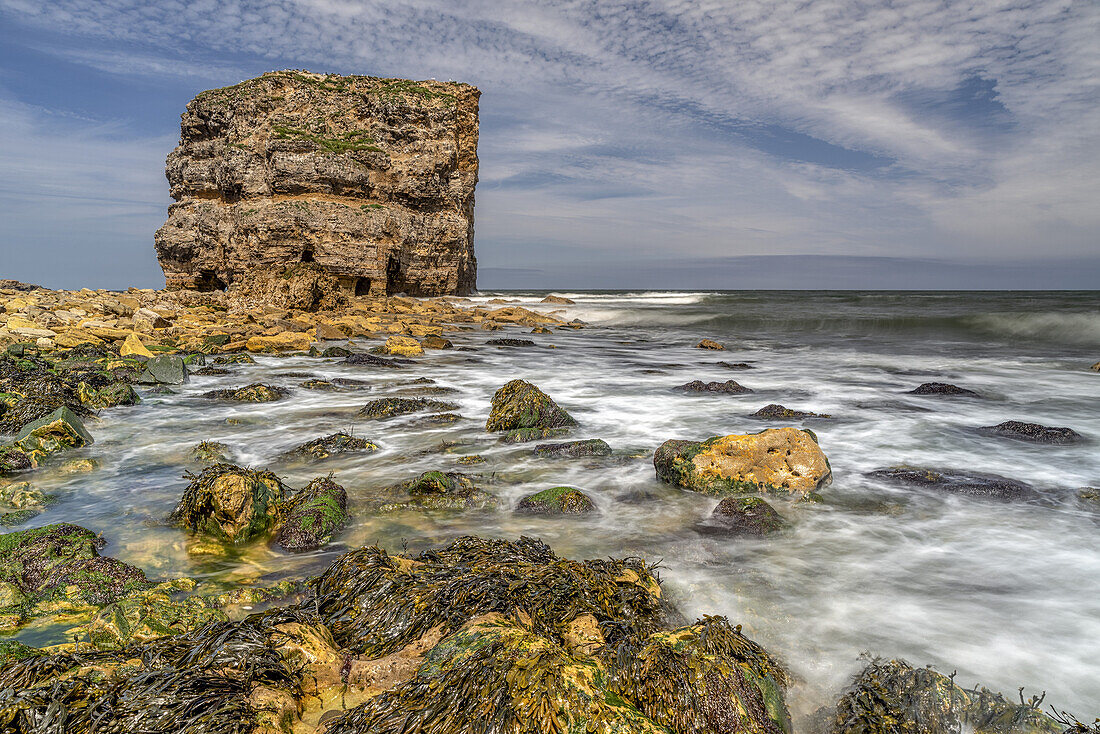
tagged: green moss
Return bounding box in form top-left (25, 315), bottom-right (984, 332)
top-left (271, 124), bottom-right (383, 153)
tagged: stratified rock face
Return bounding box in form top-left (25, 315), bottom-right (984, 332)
top-left (154, 70), bottom-right (479, 306)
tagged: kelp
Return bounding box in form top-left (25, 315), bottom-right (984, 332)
top-left (310, 535), bottom-right (670, 658)
top-left (168, 463), bottom-right (287, 543)
top-left (276, 476), bottom-right (349, 552)
top-left (279, 432), bottom-right (379, 462)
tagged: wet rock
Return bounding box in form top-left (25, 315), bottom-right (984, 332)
top-left (696, 339), bottom-right (725, 350)
top-left (321, 345), bottom-right (353, 357)
top-left (695, 496), bottom-right (785, 536)
top-left (246, 332), bottom-right (315, 353)
top-left (420, 335), bottom-right (453, 350)
top-left (1091, 360), bottom-right (1100, 371)
top-left (866, 466), bottom-right (1037, 500)
top-left (752, 404), bottom-right (830, 419)
top-left (541, 294), bottom-right (575, 304)
top-left (654, 428), bottom-right (831, 499)
top-left (908, 382), bottom-right (979, 397)
top-left (59, 457), bottom-right (97, 474)
top-left (281, 432), bottom-right (379, 461)
top-left (134, 354), bottom-right (188, 385)
top-left (191, 365), bottom-right (231, 376)
top-left (382, 335), bottom-right (423, 357)
top-left (189, 440), bottom-right (232, 464)
top-left (498, 427), bottom-right (572, 443)
top-left (84, 578), bottom-right (229, 649)
top-left (831, 657), bottom-right (1059, 734)
top-left (533, 438), bottom-right (613, 458)
top-left (485, 379), bottom-right (577, 434)
top-left (379, 470), bottom-right (498, 511)
top-left (515, 486), bottom-right (598, 515)
top-left (457, 454), bottom-right (484, 465)
top-left (411, 412), bottom-right (464, 426)
top-left (0, 446), bottom-right (34, 474)
top-left (14, 406), bottom-right (93, 462)
top-left (276, 477), bottom-right (350, 552)
top-left (0, 523), bottom-right (150, 609)
top-left (486, 337), bottom-right (536, 347)
top-left (977, 420), bottom-right (1082, 445)
top-left (1077, 487), bottom-right (1100, 508)
top-left (344, 352), bottom-right (407, 368)
top-left (212, 353), bottom-right (256, 365)
top-left (202, 383), bottom-right (288, 402)
top-left (676, 379), bottom-right (753, 394)
top-left (358, 396), bottom-right (458, 419)
top-left (78, 381), bottom-right (141, 409)
top-left (169, 463), bottom-right (288, 543)
top-left (718, 361), bottom-right (753, 370)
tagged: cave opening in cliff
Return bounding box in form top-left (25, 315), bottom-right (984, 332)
top-left (300, 246), bottom-right (315, 263)
top-left (354, 277), bottom-right (371, 296)
top-left (195, 270), bottom-right (227, 292)
top-left (385, 255), bottom-right (404, 295)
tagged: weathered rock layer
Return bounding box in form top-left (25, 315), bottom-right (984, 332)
top-left (155, 70), bottom-right (479, 307)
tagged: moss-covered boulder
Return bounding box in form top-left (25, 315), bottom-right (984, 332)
top-left (515, 486), bottom-right (598, 516)
top-left (276, 477), bottom-right (349, 552)
top-left (695, 497), bottom-right (785, 536)
top-left (485, 379), bottom-right (577, 434)
top-left (533, 438), bottom-right (612, 458)
top-left (654, 428), bottom-right (831, 499)
top-left (831, 658), bottom-right (1060, 734)
top-left (613, 616), bottom-right (792, 734)
top-left (0, 523), bottom-right (149, 612)
top-left (359, 397), bottom-right (458, 419)
top-left (499, 427), bottom-right (571, 444)
top-left (13, 406), bottom-right (93, 463)
top-left (202, 383), bottom-right (287, 402)
top-left (77, 380), bottom-right (141, 409)
top-left (169, 463), bottom-right (288, 543)
top-left (280, 432), bottom-right (379, 462)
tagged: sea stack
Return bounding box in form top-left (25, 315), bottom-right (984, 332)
top-left (154, 70), bottom-right (479, 308)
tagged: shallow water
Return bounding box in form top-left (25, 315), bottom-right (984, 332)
top-left (12, 290), bottom-right (1100, 717)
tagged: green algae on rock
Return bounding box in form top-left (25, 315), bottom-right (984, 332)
top-left (485, 379), bottom-right (577, 435)
top-left (188, 440), bottom-right (233, 464)
top-left (533, 437), bottom-right (613, 458)
top-left (377, 470), bottom-right (498, 512)
top-left (13, 406), bottom-right (93, 463)
top-left (279, 432), bottom-right (380, 462)
top-left (831, 657), bottom-right (1060, 734)
top-left (276, 476), bottom-right (350, 552)
top-left (169, 463), bottom-right (288, 543)
top-left (696, 496), bottom-right (786, 536)
top-left (654, 428), bottom-right (831, 499)
top-left (515, 486), bottom-right (598, 516)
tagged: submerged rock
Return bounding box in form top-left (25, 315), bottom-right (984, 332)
top-left (359, 396), bottom-right (458, 419)
top-left (908, 382), bottom-right (979, 397)
top-left (421, 335), bottom-right (454, 350)
top-left (344, 352), bottom-right (408, 368)
top-left (188, 440), bottom-right (233, 464)
top-left (202, 383), bottom-right (288, 402)
top-left (976, 420), bottom-right (1082, 444)
top-left (498, 427), bottom-right (571, 444)
top-left (718, 361), bottom-right (754, 370)
top-left (696, 339), bottom-right (725, 350)
top-left (515, 486), bottom-right (598, 515)
top-left (169, 463), bottom-right (288, 543)
top-left (831, 657), bottom-right (1059, 734)
top-left (280, 432), bottom-right (380, 462)
top-left (676, 379), bottom-right (753, 394)
top-left (866, 466), bottom-right (1036, 500)
top-left (696, 496), bottom-right (786, 536)
top-left (212, 353), bottom-right (256, 365)
top-left (532, 438), bottom-right (612, 458)
top-left (13, 406), bottom-right (93, 463)
top-left (655, 428), bottom-right (831, 499)
top-left (485, 379), bottom-right (577, 434)
top-left (486, 338), bottom-right (536, 347)
top-left (276, 477), bottom-right (350, 552)
top-left (752, 404), bottom-right (830, 419)
top-left (301, 377), bottom-right (370, 391)
top-left (379, 470), bottom-right (498, 512)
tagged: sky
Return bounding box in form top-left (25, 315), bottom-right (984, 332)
top-left (0, 0), bottom-right (1098, 290)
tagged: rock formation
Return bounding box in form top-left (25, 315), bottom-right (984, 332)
top-left (154, 70), bottom-right (479, 308)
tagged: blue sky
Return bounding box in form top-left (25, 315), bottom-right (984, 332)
top-left (1, 0), bottom-right (1098, 290)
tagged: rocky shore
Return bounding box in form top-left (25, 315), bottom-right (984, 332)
top-left (1, 284), bottom-right (1095, 733)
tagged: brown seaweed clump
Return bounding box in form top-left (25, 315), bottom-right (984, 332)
top-left (168, 463), bottom-right (288, 543)
top-left (276, 476), bottom-right (349, 552)
top-left (485, 379), bottom-right (577, 434)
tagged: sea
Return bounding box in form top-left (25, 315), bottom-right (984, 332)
top-left (11, 290), bottom-right (1100, 718)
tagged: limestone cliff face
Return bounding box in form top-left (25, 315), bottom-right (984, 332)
top-left (154, 71), bottom-right (478, 307)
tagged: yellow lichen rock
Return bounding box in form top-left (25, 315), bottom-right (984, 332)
top-left (245, 331), bottom-right (314, 353)
top-left (654, 427), bottom-right (831, 499)
top-left (382, 335), bottom-right (423, 357)
top-left (120, 333), bottom-right (154, 358)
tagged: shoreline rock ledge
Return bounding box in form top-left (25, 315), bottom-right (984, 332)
top-left (154, 70), bottom-right (480, 309)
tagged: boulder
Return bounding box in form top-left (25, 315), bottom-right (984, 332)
top-left (280, 432), bottom-right (379, 461)
top-left (908, 382), bottom-right (979, 397)
top-left (420, 335), bottom-right (453, 350)
top-left (696, 339), bottom-right (725, 350)
top-left (695, 496), bottom-right (785, 536)
top-left (977, 420), bottom-right (1082, 444)
top-left (169, 463), bottom-right (288, 543)
top-left (189, 441), bottom-right (232, 464)
top-left (276, 477), bottom-right (349, 552)
top-left (831, 658), bottom-right (1059, 734)
top-left (676, 379), bottom-right (752, 394)
top-left (533, 438), bottom-right (612, 458)
top-left (379, 470), bottom-right (498, 511)
top-left (485, 379), bottom-right (577, 433)
top-left (14, 406), bottom-right (93, 462)
top-left (202, 383), bottom-right (287, 402)
top-left (359, 397), bottom-right (458, 419)
top-left (382, 335), bottom-right (423, 357)
top-left (541, 294), bottom-right (575, 304)
top-left (320, 345), bottom-right (353, 357)
top-left (752, 404), bottom-right (829, 419)
top-left (135, 354), bottom-right (188, 385)
top-left (866, 467), bottom-right (1037, 501)
top-left (515, 486), bottom-right (598, 515)
top-left (120, 333), bottom-right (154, 358)
top-left (245, 332), bottom-right (314, 353)
top-left (78, 381), bottom-right (141, 409)
top-left (654, 428), bottom-right (831, 498)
